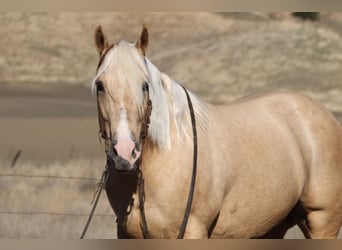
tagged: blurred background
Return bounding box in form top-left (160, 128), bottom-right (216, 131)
top-left (0, 12), bottom-right (341, 238)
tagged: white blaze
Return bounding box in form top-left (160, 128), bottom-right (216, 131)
top-left (114, 107), bottom-right (140, 165)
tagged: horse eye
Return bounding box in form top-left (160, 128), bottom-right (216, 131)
top-left (100, 131), bottom-right (107, 139)
top-left (96, 80), bottom-right (105, 92)
top-left (142, 82), bottom-right (149, 92)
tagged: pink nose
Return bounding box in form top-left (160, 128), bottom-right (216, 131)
top-left (114, 138), bottom-right (141, 165)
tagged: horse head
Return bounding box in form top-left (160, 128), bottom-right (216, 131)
top-left (93, 25), bottom-right (152, 172)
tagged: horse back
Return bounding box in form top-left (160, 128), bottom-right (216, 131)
top-left (220, 91), bottom-right (342, 183)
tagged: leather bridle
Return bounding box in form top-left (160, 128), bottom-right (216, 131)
top-left (83, 45), bottom-right (198, 239)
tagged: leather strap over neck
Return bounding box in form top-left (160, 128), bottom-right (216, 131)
top-left (138, 85), bottom-right (198, 239)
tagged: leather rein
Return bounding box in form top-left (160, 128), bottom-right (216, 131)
top-left (81, 48), bottom-right (198, 239)
top-left (138, 82), bottom-right (198, 239)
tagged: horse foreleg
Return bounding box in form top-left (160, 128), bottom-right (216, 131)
top-left (182, 216), bottom-right (209, 239)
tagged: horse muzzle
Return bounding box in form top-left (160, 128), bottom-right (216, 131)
top-left (106, 140), bottom-right (141, 172)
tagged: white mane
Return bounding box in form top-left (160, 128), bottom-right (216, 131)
top-left (92, 41), bottom-right (208, 149)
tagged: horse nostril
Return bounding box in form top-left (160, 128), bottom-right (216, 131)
top-left (131, 149), bottom-right (137, 159)
top-left (108, 141), bottom-right (118, 158)
top-left (113, 146), bottom-right (118, 156)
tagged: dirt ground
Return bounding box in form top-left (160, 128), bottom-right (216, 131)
top-left (1, 12), bottom-right (342, 238)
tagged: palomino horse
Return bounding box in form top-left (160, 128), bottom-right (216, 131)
top-left (92, 25), bottom-right (342, 239)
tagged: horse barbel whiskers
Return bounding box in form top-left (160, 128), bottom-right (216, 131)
top-left (92, 25), bottom-right (342, 239)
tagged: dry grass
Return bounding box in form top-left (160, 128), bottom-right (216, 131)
top-left (0, 158), bottom-right (116, 238)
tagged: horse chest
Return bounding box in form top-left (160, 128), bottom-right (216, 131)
top-left (122, 199), bottom-right (178, 238)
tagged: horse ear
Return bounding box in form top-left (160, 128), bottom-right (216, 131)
top-left (94, 25), bottom-right (109, 56)
top-left (136, 25), bottom-right (149, 56)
